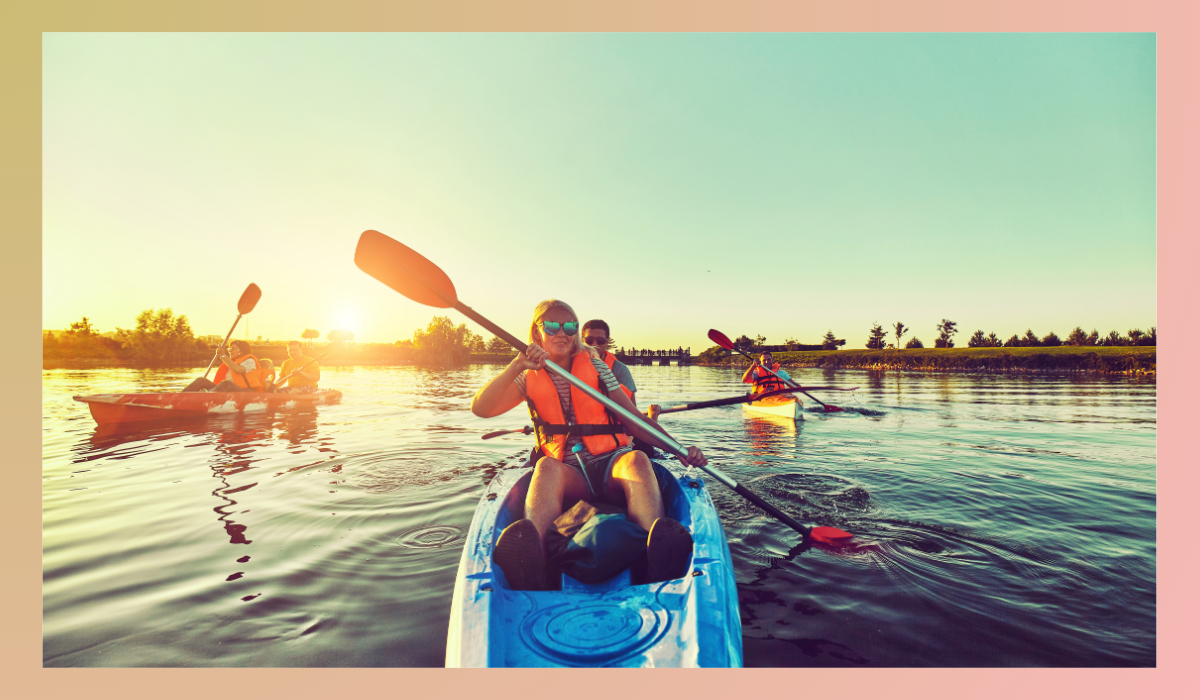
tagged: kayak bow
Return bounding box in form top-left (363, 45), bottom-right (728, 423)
top-left (445, 454), bottom-right (743, 668)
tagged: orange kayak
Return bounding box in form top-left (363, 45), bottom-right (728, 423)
top-left (73, 390), bottom-right (343, 425)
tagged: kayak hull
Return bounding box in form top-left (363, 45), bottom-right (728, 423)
top-left (742, 395), bottom-right (802, 421)
top-left (72, 390), bottom-right (343, 425)
top-left (445, 455), bottom-right (743, 668)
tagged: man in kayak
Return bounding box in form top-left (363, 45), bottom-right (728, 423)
top-left (742, 350), bottom-right (792, 395)
top-left (472, 299), bottom-right (707, 591)
top-left (583, 319), bottom-right (667, 453)
top-left (278, 340), bottom-right (320, 393)
top-left (211, 340), bottom-right (265, 392)
top-left (582, 319), bottom-right (638, 400)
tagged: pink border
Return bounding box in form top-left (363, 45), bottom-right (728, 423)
top-left (17, 0), bottom-right (1192, 696)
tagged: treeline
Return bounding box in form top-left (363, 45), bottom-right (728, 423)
top-left (392, 316), bottom-right (513, 366)
top-left (695, 320), bottom-right (1156, 365)
top-left (863, 319), bottom-right (1156, 350)
top-left (43, 311), bottom-right (212, 364)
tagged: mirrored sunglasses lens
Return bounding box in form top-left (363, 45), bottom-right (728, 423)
top-left (562, 322), bottom-right (579, 336)
top-left (542, 322), bottom-right (561, 335)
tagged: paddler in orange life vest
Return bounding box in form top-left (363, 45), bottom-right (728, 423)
top-left (471, 299), bottom-right (707, 591)
top-left (211, 339), bottom-right (265, 392)
top-left (742, 350), bottom-right (793, 395)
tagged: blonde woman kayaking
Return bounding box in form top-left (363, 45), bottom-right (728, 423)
top-left (471, 299), bottom-right (707, 590)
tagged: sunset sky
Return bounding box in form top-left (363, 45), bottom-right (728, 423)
top-left (42, 33), bottom-right (1156, 349)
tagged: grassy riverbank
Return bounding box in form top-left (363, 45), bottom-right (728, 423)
top-left (699, 346), bottom-right (1156, 375)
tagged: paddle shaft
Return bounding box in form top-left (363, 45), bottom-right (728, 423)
top-left (658, 387), bottom-right (808, 414)
top-left (273, 344), bottom-right (340, 387)
top-left (453, 301), bottom-right (813, 536)
top-left (203, 314), bottom-right (244, 379)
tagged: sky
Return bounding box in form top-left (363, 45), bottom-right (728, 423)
top-left (42, 33), bottom-right (1156, 350)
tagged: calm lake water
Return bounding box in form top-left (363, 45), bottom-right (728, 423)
top-left (42, 364), bottom-right (1156, 667)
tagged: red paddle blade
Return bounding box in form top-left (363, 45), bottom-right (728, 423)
top-left (823, 405), bottom-right (845, 413)
top-left (809, 526), bottom-right (854, 546)
top-left (708, 329), bottom-right (736, 350)
top-left (237, 283), bottom-right (262, 315)
top-left (354, 230), bottom-right (457, 308)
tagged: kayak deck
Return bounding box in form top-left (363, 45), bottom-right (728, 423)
top-left (742, 394), bottom-right (802, 421)
top-left (73, 390), bottom-right (343, 425)
top-left (445, 457), bottom-right (743, 667)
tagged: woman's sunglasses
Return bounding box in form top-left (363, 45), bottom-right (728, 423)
top-left (540, 320), bottom-right (579, 337)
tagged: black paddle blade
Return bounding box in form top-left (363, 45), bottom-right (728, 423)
top-left (354, 230), bottom-right (457, 308)
top-left (708, 329), bottom-right (736, 350)
top-left (238, 284), bottom-right (262, 315)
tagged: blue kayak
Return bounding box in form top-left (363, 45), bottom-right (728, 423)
top-left (445, 455), bottom-right (743, 667)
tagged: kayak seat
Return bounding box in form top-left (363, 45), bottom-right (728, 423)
top-left (492, 460), bottom-right (693, 592)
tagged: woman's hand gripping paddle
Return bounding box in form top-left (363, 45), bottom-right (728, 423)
top-left (353, 230), bottom-right (852, 546)
top-left (708, 329), bottom-right (846, 413)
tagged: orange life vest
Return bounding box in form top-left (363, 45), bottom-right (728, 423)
top-left (214, 363), bottom-right (229, 384)
top-left (525, 351), bottom-right (631, 461)
top-left (228, 353), bottom-right (265, 390)
top-left (598, 351), bottom-right (634, 401)
top-left (745, 362), bottom-right (786, 394)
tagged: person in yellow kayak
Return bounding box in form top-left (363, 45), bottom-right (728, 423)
top-left (210, 340), bottom-right (265, 392)
top-left (277, 340), bottom-right (321, 393)
top-left (742, 350), bottom-right (792, 395)
top-left (471, 299), bottom-right (707, 591)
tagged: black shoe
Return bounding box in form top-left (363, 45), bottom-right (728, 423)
top-left (645, 517), bottom-right (693, 583)
top-left (493, 519), bottom-right (545, 591)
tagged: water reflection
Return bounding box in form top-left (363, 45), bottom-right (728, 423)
top-left (74, 408), bottom-right (337, 547)
top-left (742, 413), bottom-right (800, 465)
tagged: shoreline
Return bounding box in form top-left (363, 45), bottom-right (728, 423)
top-left (694, 346), bottom-right (1156, 377)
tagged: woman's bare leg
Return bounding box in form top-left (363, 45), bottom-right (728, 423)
top-left (608, 450), bottom-right (665, 531)
top-left (525, 456), bottom-right (592, 547)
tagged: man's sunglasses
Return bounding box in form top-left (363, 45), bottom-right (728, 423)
top-left (540, 321), bottom-right (579, 337)
top-left (584, 335), bottom-right (608, 346)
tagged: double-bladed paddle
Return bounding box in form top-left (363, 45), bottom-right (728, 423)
top-left (657, 386), bottom-right (841, 415)
top-left (354, 229), bottom-right (851, 545)
top-left (708, 329), bottom-right (846, 413)
top-left (202, 284), bottom-right (263, 380)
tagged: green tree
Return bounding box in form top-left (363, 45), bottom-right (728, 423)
top-left (732, 335), bottom-right (756, 352)
top-left (986, 332), bottom-right (1001, 347)
top-left (302, 329), bottom-right (320, 347)
top-left (1020, 329), bottom-right (1041, 347)
top-left (117, 308), bottom-right (203, 363)
top-left (1087, 329), bottom-right (1100, 346)
top-left (1144, 326), bottom-right (1156, 346)
top-left (1127, 329), bottom-right (1144, 345)
top-left (697, 345), bottom-right (731, 363)
top-left (967, 330), bottom-right (987, 348)
top-left (1065, 327), bottom-right (1090, 346)
top-left (485, 335), bottom-right (511, 353)
top-left (68, 317), bottom-right (96, 337)
top-left (821, 330), bottom-right (845, 351)
top-left (412, 316), bottom-right (472, 366)
top-left (892, 322), bottom-right (908, 350)
top-left (905, 336), bottom-right (924, 349)
top-left (1101, 330), bottom-right (1125, 346)
top-left (934, 319), bottom-right (958, 348)
top-left (866, 323), bottom-right (887, 349)
top-left (1041, 330), bottom-right (1062, 347)
top-left (1003, 334), bottom-right (1020, 347)
top-left (784, 337), bottom-right (800, 351)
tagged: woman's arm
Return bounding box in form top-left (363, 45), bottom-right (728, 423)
top-left (471, 348), bottom-right (542, 418)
